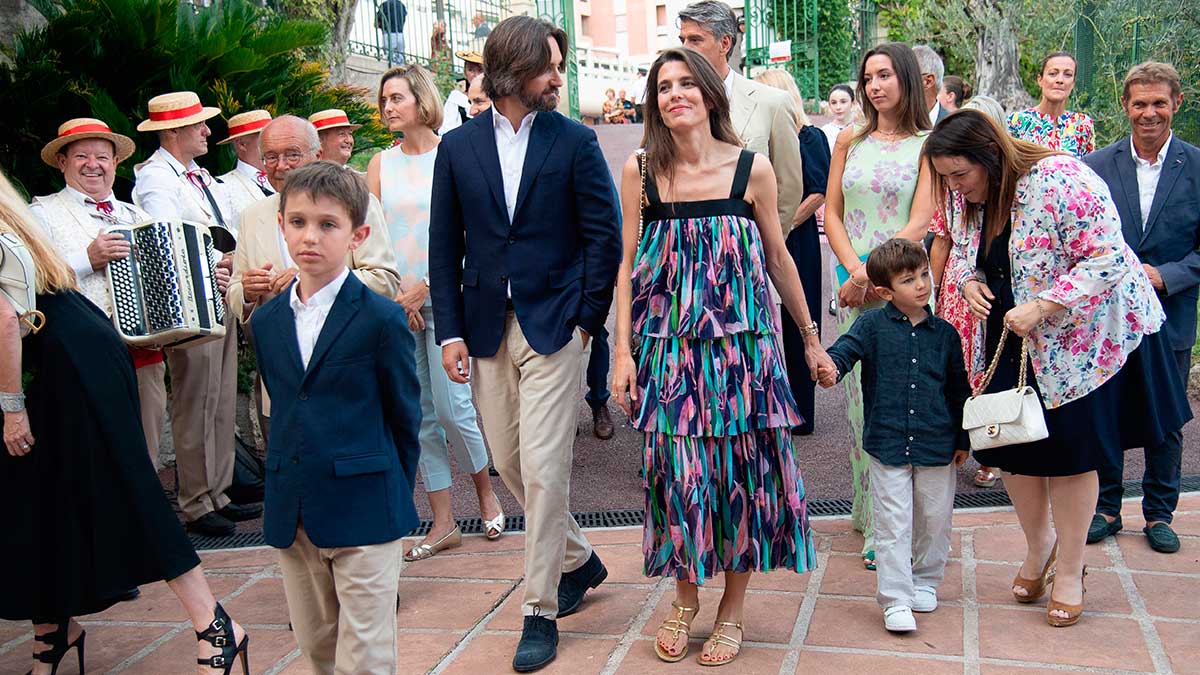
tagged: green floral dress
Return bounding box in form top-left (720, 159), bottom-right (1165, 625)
top-left (835, 130), bottom-right (928, 557)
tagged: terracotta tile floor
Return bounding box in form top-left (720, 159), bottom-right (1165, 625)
top-left (3, 494), bottom-right (1198, 674)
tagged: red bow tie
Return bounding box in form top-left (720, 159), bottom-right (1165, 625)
top-left (255, 170), bottom-right (268, 186)
top-left (86, 198), bottom-right (113, 215)
top-left (185, 169), bottom-right (213, 191)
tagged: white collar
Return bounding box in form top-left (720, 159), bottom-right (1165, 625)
top-left (723, 69), bottom-right (737, 99)
top-left (1130, 132), bottom-right (1173, 166)
top-left (153, 146), bottom-right (200, 174)
top-left (235, 159), bottom-right (263, 178)
top-left (290, 266), bottom-right (350, 314)
top-left (62, 184), bottom-right (116, 207)
top-left (493, 108), bottom-right (537, 136)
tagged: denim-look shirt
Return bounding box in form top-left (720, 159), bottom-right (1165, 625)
top-left (827, 303), bottom-right (972, 466)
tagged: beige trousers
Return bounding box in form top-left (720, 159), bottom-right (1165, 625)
top-left (473, 313), bottom-right (593, 618)
top-left (135, 361), bottom-right (167, 468)
top-left (166, 323), bottom-right (237, 520)
top-left (278, 526), bottom-right (403, 675)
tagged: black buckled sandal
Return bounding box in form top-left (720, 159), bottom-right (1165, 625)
top-left (25, 621), bottom-right (85, 675)
top-left (196, 603), bottom-right (249, 674)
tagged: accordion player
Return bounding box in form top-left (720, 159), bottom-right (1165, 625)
top-left (105, 219), bottom-right (235, 349)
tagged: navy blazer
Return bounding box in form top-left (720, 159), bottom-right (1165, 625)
top-left (428, 107), bottom-right (621, 357)
top-left (250, 273), bottom-right (422, 549)
top-left (1085, 136), bottom-right (1200, 351)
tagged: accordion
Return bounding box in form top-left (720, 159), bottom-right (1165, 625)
top-left (106, 220), bottom-right (228, 349)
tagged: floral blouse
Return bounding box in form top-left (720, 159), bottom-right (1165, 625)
top-left (1006, 109), bottom-right (1095, 158)
top-left (949, 155), bottom-right (1165, 408)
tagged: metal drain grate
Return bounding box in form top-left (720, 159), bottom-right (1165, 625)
top-left (188, 476), bottom-right (1200, 550)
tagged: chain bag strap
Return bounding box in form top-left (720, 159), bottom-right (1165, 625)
top-left (961, 325), bottom-right (1049, 450)
top-left (630, 149), bottom-right (648, 361)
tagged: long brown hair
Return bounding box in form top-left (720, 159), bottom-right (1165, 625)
top-left (853, 42), bottom-right (930, 145)
top-left (482, 16), bottom-right (567, 101)
top-left (922, 109), bottom-right (1062, 249)
top-left (640, 48), bottom-right (740, 197)
top-left (0, 167), bottom-right (76, 293)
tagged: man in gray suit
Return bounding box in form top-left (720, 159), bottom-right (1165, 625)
top-left (677, 0), bottom-right (804, 237)
top-left (913, 45), bottom-right (949, 125)
top-left (1084, 61), bottom-right (1199, 554)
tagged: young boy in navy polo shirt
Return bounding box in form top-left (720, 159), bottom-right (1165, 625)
top-left (820, 238), bottom-right (971, 634)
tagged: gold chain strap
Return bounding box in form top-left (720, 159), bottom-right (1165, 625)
top-left (972, 325), bottom-right (1030, 397)
top-left (636, 148), bottom-right (647, 245)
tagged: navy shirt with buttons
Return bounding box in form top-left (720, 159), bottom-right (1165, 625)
top-left (826, 303), bottom-right (972, 467)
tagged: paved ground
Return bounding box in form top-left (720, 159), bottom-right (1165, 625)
top-left (2, 494), bottom-right (1198, 674)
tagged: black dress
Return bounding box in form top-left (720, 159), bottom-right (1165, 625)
top-left (972, 225), bottom-right (1191, 476)
top-left (781, 125), bottom-right (831, 435)
top-left (0, 291), bottom-right (200, 622)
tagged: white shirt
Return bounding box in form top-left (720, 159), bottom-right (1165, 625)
top-left (289, 267), bottom-right (350, 369)
top-left (439, 88), bottom-right (472, 137)
top-left (493, 109), bottom-right (537, 222)
top-left (134, 147), bottom-right (207, 222)
top-left (1131, 133), bottom-right (1172, 228)
top-left (723, 69), bottom-right (737, 100)
top-left (929, 101), bottom-right (943, 125)
top-left (632, 75), bottom-right (648, 105)
top-left (236, 159), bottom-right (274, 194)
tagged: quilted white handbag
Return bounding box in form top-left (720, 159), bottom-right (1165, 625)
top-left (962, 325), bottom-right (1048, 450)
top-left (0, 231), bottom-right (45, 337)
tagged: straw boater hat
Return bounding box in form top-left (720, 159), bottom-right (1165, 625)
top-left (218, 109), bottom-right (273, 145)
top-left (40, 118), bottom-right (137, 167)
top-left (308, 109), bottom-right (361, 133)
top-left (455, 49), bottom-right (484, 65)
top-left (136, 91), bottom-right (221, 132)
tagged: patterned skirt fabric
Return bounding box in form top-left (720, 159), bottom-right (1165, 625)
top-left (638, 332), bottom-right (817, 583)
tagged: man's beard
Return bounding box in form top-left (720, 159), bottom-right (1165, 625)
top-left (519, 87), bottom-right (560, 113)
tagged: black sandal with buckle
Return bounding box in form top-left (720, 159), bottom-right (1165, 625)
top-left (196, 603), bottom-right (249, 674)
top-left (25, 621), bottom-right (85, 675)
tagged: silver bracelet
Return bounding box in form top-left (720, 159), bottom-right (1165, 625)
top-left (0, 391), bottom-right (25, 413)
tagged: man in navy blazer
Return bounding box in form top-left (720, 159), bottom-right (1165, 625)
top-left (429, 16), bottom-right (621, 673)
top-left (1084, 62), bottom-right (1199, 554)
top-left (252, 162), bottom-right (420, 674)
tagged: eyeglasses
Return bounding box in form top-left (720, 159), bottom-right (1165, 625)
top-left (263, 151), bottom-right (308, 166)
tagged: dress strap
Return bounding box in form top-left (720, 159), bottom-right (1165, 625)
top-left (645, 167), bottom-right (664, 205)
top-left (729, 149), bottom-right (755, 201)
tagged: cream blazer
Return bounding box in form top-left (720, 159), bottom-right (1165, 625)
top-left (729, 74), bottom-right (805, 236)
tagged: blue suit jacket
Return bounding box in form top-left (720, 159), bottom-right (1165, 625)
top-left (250, 273), bottom-right (421, 549)
top-left (1085, 136), bottom-right (1200, 351)
top-left (428, 107), bottom-right (621, 357)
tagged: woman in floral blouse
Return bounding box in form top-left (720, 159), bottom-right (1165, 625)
top-left (1006, 52), bottom-right (1094, 158)
top-left (924, 111), bottom-right (1190, 628)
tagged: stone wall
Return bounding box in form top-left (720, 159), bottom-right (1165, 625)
top-left (0, 0), bottom-right (44, 55)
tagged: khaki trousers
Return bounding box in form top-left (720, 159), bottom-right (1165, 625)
top-left (278, 526), bottom-right (403, 675)
top-left (473, 313), bottom-right (593, 618)
top-left (135, 361), bottom-right (168, 468)
top-left (166, 323), bottom-right (237, 521)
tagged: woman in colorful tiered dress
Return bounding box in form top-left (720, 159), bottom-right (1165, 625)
top-left (1006, 52), bottom-right (1094, 158)
top-left (611, 48), bottom-right (832, 667)
top-left (823, 43), bottom-right (936, 569)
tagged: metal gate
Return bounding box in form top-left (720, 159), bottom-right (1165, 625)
top-left (742, 0), bottom-right (821, 106)
top-left (348, 0), bottom-right (579, 120)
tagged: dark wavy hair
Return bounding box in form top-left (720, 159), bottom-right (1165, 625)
top-left (853, 42), bottom-right (931, 145)
top-left (482, 16), bottom-right (567, 101)
top-left (639, 47), bottom-right (740, 198)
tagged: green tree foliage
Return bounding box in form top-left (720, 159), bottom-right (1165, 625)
top-left (877, 0), bottom-right (1198, 146)
top-left (0, 0), bottom-right (391, 199)
top-left (817, 0), bottom-right (855, 96)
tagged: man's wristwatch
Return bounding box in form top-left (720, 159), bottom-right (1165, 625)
top-left (0, 392), bottom-right (26, 413)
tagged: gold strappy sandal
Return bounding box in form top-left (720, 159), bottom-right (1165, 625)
top-left (1012, 541), bottom-right (1057, 603)
top-left (698, 620), bottom-right (743, 667)
top-left (403, 525), bottom-right (462, 562)
top-left (654, 602), bottom-right (698, 662)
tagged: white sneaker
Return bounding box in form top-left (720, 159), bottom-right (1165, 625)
top-left (912, 586), bottom-right (938, 613)
top-left (884, 605), bottom-right (917, 632)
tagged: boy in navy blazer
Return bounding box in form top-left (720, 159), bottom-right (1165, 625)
top-left (251, 161), bottom-right (420, 674)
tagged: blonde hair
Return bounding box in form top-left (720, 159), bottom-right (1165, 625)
top-left (753, 68), bottom-right (812, 128)
top-left (378, 64), bottom-right (445, 132)
top-left (0, 168), bottom-right (76, 293)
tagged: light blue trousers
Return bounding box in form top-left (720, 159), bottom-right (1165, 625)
top-left (412, 306), bottom-right (490, 492)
